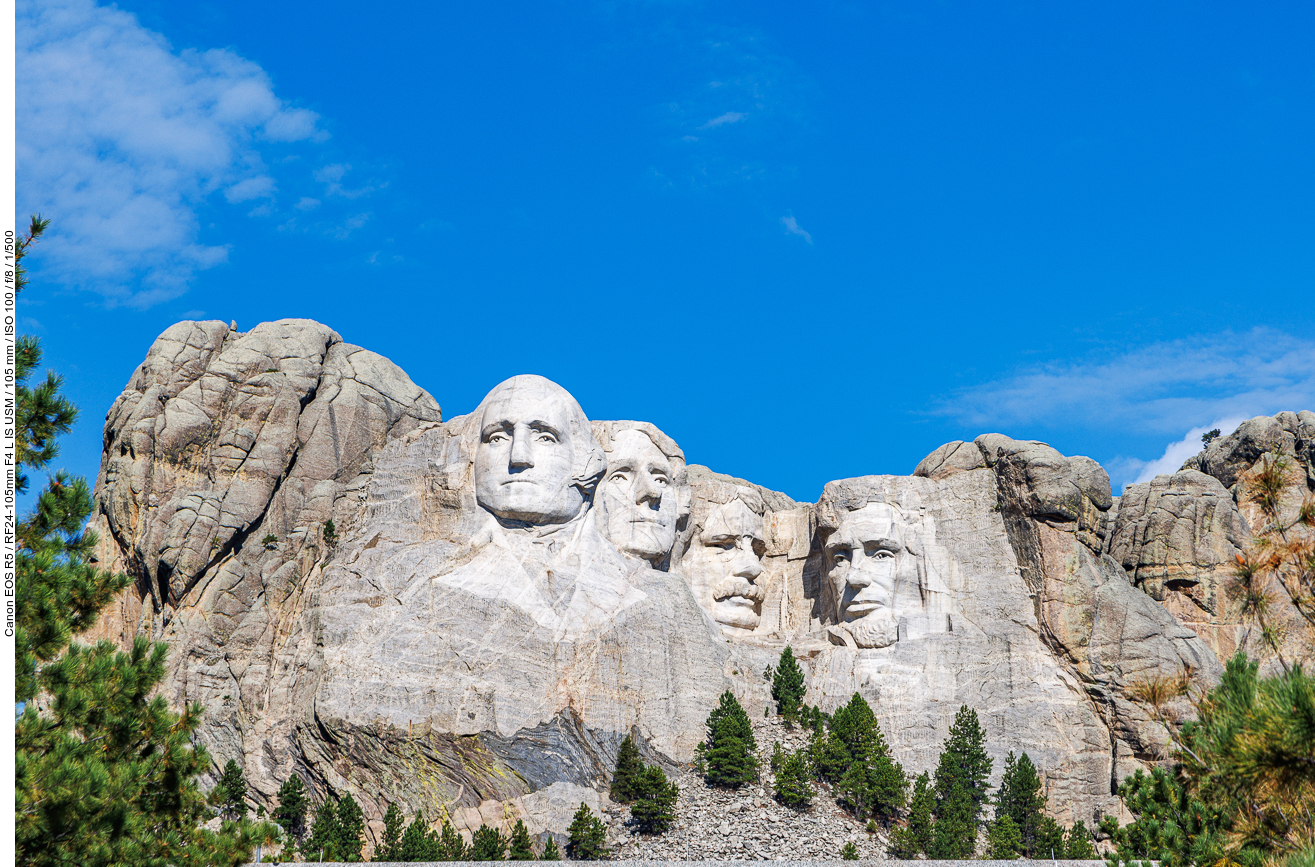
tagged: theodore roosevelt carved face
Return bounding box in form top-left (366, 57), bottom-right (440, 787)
top-left (473, 376), bottom-right (602, 525)
top-left (824, 502), bottom-right (920, 648)
top-left (595, 428), bottom-right (680, 564)
top-left (682, 498), bottom-right (767, 632)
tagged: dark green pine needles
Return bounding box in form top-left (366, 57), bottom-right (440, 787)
top-left (703, 690), bottom-right (759, 787)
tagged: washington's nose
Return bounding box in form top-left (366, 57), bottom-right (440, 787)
top-left (635, 473), bottom-right (663, 507)
top-left (731, 540), bottom-right (762, 580)
top-left (509, 428), bottom-right (534, 469)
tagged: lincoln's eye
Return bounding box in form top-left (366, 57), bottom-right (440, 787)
top-left (609, 472), bottom-right (630, 484)
top-left (831, 550), bottom-right (851, 565)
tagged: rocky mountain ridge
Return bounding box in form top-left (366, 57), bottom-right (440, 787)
top-left (85, 320), bottom-right (1313, 855)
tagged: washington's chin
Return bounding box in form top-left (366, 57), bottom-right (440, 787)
top-left (479, 489), bottom-right (584, 524)
top-left (713, 596), bottom-right (761, 630)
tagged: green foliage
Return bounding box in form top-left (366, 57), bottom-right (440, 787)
top-left (1202, 428), bottom-right (1222, 446)
top-left (336, 794), bottom-right (367, 861)
top-left (541, 837), bottom-right (562, 861)
top-left (987, 814), bottom-right (1022, 859)
top-left (771, 646), bottom-right (807, 719)
top-left (396, 812), bottom-right (435, 861)
top-left (840, 840), bottom-right (859, 860)
top-left (14, 217), bottom-right (276, 867)
top-left (1032, 814), bottom-right (1065, 860)
top-left (811, 693), bottom-right (908, 823)
top-left (274, 775), bottom-right (309, 843)
top-left (994, 751), bottom-right (1046, 856)
top-left (261, 533), bottom-right (278, 549)
top-left (507, 819), bottom-right (535, 860)
top-left (324, 519), bottom-right (339, 545)
top-left (566, 802), bottom-right (610, 860)
top-left (887, 772), bottom-right (934, 858)
top-left (1100, 766), bottom-right (1231, 867)
top-left (1064, 820), bottom-right (1096, 859)
top-left (629, 765), bottom-right (679, 834)
top-left (216, 759), bottom-right (249, 821)
top-left (703, 690), bottom-right (758, 787)
top-left (837, 750), bottom-right (907, 824)
top-left (436, 819), bottom-right (470, 860)
top-left (929, 781), bottom-right (978, 859)
top-left (610, 734), bottom-right (643, 803)
top-left (772, 746), bottom-right (815, 809)
top-left (303, 800), bottom-right (344, 862)
top-left (933, 705), bottom-right (993, 815)
top-left (470, 824), bottom-right (508, 861)
top-left (376, 803), bottom-right (405, 861)
top-left (1106, 652), bottom-right (1315, 867)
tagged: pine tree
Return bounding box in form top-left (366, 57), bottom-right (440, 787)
top-left (987, 814), bottom-right (1022, 859)
top-left (629, 765), bottom-right (679, 834)
top-left (704, 690), bottom-right (758, 787)
top-left (541, 836), bottom-right (563, 860)
top-left (376, 803), bottom-right (405, 861)
top-left (566, 802), bottom-right (610, 860)
top-left (840, 841), bottom-right (860, 860)
top-left (14, 216), bottom-right (276, 867)
top-left (773, 746), bottom-right (815, 809)
top-left (471, 824), bottom-right (508, 861)
top-left (771, 646), bottom-right (807, 719)
top-left (610, 734), bottom-right (644, 803)
top-left (933, 706), bottom-right (993, 814)
top-left (929, 781), bottom-right (978, 859)
top-left (837, 750), bottom-right (908, 824)
top-left (887, 772), bottom-right (934, 858)
top-left (1064, 821), bottom-right (1097, 859)
top-left (274, 775), bottom-right (310, 844)
top-left (216, 759), bottom-right (249, 821)
top-left (507, 818), bottom-right (535, 860)
top-left (1033, 814), bottom-right (1066, 860)
top-left (398, 812), bottom-right (439, 861)
top-left (435, 818), bottom-right (470, 860)
top-left (303, 799), bottom-right (344, 862)
top-left (333, 793), bottom-right (366, 861)
top-left (994, 751), bottom-right (1046, 855)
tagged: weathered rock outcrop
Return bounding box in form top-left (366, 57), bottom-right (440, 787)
top-left (88, 320), bottom-right (1305, 854)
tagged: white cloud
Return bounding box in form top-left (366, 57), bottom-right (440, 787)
top-left (937, 328), bottom-right (1315, 436)
top-left (781, 214), bottom-right (812, 244)
top-left (1114, 415), bottom-right (1250, 486)
top-left (17, 0), bottom-right (324, 307)
top-left (294, 197), bottom-right (321, 211)
top-left (700, 111), bottom-right (746, 129)
top-left (314, 163), bottom-right (377, 199)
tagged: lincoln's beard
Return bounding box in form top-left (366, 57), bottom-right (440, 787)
top-left (846, 608), bottom-right (898, 648)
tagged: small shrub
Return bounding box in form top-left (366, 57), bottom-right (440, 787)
top-left (841, 841), bottom-right (859, 860)
top-left (262, 533), bottom-right (278, 549)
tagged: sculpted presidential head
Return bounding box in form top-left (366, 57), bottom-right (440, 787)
top-left (593, 423), bottom-right (689, 567)
top-left (473, 375), bottom-right (605, 525)
top-left (823, 502), bottom-right (923, 648)
top-left (680, 493), bottom-right (767, 633)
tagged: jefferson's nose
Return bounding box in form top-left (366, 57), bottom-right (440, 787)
top-left (509, 428), bottom-right (534, 469)
top-left (731, 540), bottom-right (762, 580)
top-left (635, 473), bottom-right (663, 506)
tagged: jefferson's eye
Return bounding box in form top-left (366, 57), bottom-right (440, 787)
top-left (653, 475), bottom-right (669, 487)
top-left (875, 550), bottom-right (895, 560)
top-left (706, 538), bottom-right (735, 551)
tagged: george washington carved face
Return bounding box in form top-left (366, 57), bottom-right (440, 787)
top-left (473, 376), bottom-right (602, 525)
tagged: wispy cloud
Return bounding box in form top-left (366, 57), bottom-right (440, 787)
top-left (935, 329), bottom-right (1315, 489)
top-left (700, 111), bottom-right (746, 129)
top-left (936, 329), bottom-right (1315, 435)
top-left (781, 214), bottom-right (812, 244)
top-left (17, 0), bottom-right (325, 307)
top-left (314, 163), bottom-right (380, 199)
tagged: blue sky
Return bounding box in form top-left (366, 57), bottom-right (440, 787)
top-left (16, 0), bottom-right (1315, 504)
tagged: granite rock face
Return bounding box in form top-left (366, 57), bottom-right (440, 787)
top-left (89, 320), bottom-right (1300, 855)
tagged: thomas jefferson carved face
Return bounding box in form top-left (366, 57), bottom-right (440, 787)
top-left (474, 377), bottom-right (593, 524)
top-left (682, 498), bottom-right (767, 632)
top-left (824, 503), bottom-right (918, 648)
top-left (595, 429), bottom-right (678, 563)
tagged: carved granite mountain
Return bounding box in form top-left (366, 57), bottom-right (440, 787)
top-left (87, 320), bottom-right (1307, 853)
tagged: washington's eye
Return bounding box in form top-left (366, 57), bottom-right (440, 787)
top-left (485, 431), bottom-right (511, 444)
top-left (535, 432), bottom-right (558, 444)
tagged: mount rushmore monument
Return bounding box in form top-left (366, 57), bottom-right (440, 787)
top-left (86, 319), bottom-right (1315, 844)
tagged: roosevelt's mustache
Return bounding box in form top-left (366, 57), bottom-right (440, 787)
top-left (713, 576), bottom-right (766, 603)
